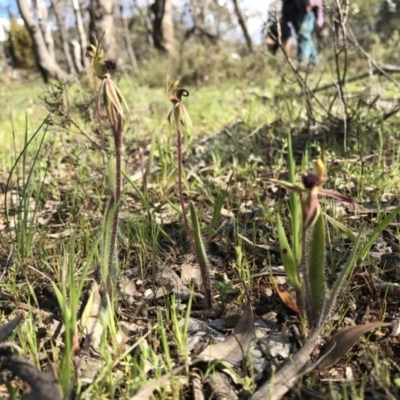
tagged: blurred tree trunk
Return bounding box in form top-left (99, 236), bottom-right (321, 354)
top-left (71, 0), bottom-right (88, 69)
top-left (33, 0), bottom-right (55, 59)
top-left (187, 0), bottom-right (224, 43)
top-left (88, 0), bottom-right (117, 61)
top-left (232, 0), bottom-right (253, 51)
top-left (133, 0), bottom-right (153, 45)
top-left (51, 0), bottom-right (76, 73)
top-left (118, 1), bottom-right (137, 69)
top-left (16, 0), bottom-right (68, 82)
top-left (150, 0), bottom-right (174, 54)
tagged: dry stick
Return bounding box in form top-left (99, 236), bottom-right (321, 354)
top-left (59, 109), bottom-right (102, 149)
top-left (312, 65), bottom-right (400, 94)
top-left (332, 0), bottom-right (349, 151)
top-left (348, 28), bottom-right (400, 93)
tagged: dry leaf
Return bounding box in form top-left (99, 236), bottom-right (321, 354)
top-left (197, 301), bottom-right (255, 365)
top-left (155, 267), bottom-right (194, 301)
top-left (316, 321), bottom-right (392, 371)
top-left (205, 371), bottom-right (238, 400)
top-left (0, 315), bottom-right (22, 342)
top-left (252, 328), bottom-right (322, 400)
top-left (271, 277), bottom-right (300, 314)
top-left (129, 302), bottom-right (255, 400)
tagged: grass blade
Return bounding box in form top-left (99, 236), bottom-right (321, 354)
top-left (328, 225), bottom-right (365, 318)
top-left (360, 204), bottom-right (400, 260)
top-left (209, 172), bottom-right (233, 234)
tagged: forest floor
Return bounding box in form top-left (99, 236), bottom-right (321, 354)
top-left (1, 64), bottom-right (400, 399)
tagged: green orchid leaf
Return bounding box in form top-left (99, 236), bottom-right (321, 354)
top-left (307, 213), bottom-right (327, 329)
top-left (287, 133), bottom-right (301, 264)
top-left (189, 201), bottom-right (212, 308)
top-left (189, 201), bottom-right (208, 272)
top-left (277, 215), bottom-right (301, 291)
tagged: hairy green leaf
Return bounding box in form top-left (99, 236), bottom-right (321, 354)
top-left (307, 213), bottom-right (327, 328)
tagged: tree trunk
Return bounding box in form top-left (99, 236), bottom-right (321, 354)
top-left (88, 0), bottom-right (117, 61)
top-left (232, 0), bottom-right (253, 51)
top-left (16, 0), bottom-right (68, 82)
top-left (150, 0), bottom-right (174, 54)
top-left (51, 0), bottom-right (76, 73)
top-left (33, 0), bottom-right (55, 59)
top-left (118, 1), bottom-right (137, 69)
top-left (71, 0), bottom-right (88, 70)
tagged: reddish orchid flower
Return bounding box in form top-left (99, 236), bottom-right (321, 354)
top-left (270, 158), bottom-right (357, 232)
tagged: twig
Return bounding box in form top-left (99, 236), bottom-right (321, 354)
top-left (332, 0), bottom-right (349, 151)
top-left (312, 65), bottom-right (400, 94)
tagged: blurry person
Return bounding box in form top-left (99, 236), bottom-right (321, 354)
top-left (267, 0), bottom-right (324, 68)
top-left (266, 17), bottom-right (292, 55)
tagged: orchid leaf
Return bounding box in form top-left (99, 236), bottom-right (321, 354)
top-left (276, 215), bottom-right (301, 291)
top-left (287, 133), bottom-right (301, 265)
top-left (189, 201), bottom-right (212, 308)
top-left (189, 201), bottom-right (208, 269)
top-left (307, 213), bottom-right (327, 328)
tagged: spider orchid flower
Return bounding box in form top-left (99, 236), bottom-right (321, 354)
top-left (270, 158), bottom-right (357, 232)
top-left (86, 37), bottom-right (130, 126)
top-left (166, 79), bottom-right (192, 131)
